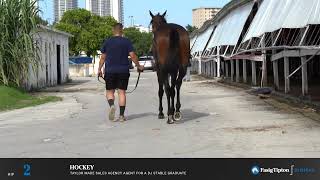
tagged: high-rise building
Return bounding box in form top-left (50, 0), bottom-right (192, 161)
top-left (86, 0), bottom-right (124, 24)
top-left (54, 0), bottom-right (78, 22)
top-left (111, 0), bottom-right (123, 24)
top-left (192, 7), bottom-right (220, 28)
top-left (85, 0), bottom-right (111, 17)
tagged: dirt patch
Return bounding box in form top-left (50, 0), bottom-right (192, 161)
top-left (221, 125), bottom-right (289, 133)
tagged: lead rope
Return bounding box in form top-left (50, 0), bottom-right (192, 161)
top-left (98, 60), bottom-right (146, 94)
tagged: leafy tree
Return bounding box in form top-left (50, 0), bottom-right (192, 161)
top-left (54, 9), bottom-right (117, 56)
top-left (186, 24), bottom-right (198, 34)
top-left (35, 15), bottom-right (49, 26)
top-left (123, 28), bottom-right (153, 57)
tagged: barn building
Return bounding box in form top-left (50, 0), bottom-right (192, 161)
top-left (191, 0), bottom-right (320, 101)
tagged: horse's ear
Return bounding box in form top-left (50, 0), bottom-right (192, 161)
top-left (149, 11), bottom-right (154, 18)
top-left (162, 10), bottom-right (167, 17)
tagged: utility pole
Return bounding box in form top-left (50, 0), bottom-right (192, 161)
top-left (128, 16), bottom-right (134, 27)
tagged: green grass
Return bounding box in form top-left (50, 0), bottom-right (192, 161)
top-left (0, 86), bottom-right (62, 111)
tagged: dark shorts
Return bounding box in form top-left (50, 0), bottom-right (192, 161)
top-left (104, 73), bottom-right (130, 90)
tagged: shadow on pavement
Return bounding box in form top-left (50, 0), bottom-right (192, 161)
top-left (127, 112), bottom-right (158, 121)
top-left (175, 109), bottom-right (210, 124)
top-left (127, 109), bottom-right (210, 123)
top-left (67, 79), bottom-right (91, 85)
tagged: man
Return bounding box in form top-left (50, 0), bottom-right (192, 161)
top-left (98, 23), bottom-right (144, 122)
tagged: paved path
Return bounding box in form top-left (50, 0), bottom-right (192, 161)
top-left (1, 71), bottom-right (320, 158)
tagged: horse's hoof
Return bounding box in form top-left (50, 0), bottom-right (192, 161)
top-left (158, 113), bottom-right (165, 119)
top-left (167, 116), bottom-right (175, 124)
top-left (174, 112), bottom-right (182, 121)
top-left (167, 119), bottom-right (175, 124)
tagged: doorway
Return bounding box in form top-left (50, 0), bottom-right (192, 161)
top-left (56, 45), bottom-right (62, 84)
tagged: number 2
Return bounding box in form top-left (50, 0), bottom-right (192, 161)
top-left (24, 164), bottom-right (31, 176)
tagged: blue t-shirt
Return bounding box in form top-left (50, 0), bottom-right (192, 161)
top-left (100, 36), bottom-right (134, 74)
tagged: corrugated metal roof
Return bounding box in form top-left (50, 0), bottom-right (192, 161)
top-left (191, 26), bottom-right (215, 55)
top-left (207, 2), bottom-right (254, 48)
top-left (243, 0), bottom-right (320, 42)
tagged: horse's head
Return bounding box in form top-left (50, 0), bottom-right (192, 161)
top-left (149, 10), bottom-right (167, 33)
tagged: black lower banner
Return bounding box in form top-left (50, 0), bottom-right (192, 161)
top-left (0, 158), bottom-right (319, 180)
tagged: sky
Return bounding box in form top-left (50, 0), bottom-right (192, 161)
top-left (39, 0), bottom-right (231, 27)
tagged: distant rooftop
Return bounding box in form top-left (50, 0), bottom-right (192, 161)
top-left (192, 7), bottom-right (221, 11)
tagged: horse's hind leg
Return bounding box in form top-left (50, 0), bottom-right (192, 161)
top-left (164, 74), bottom-right (174, 124)
top-left (170, 72), bottom-right (177, 121)
top-left (174, 66), bottom-right (187, 121)
top-left (157, 71), bottom-right (165, 119)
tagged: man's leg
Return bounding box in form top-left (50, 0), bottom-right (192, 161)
top-left (106, 90), bottom-right (115, 106)
top-left (117, 73), bottom-right (129, 122)
top-left (118, 89), bottom-right (126, 119)
top-left (106, 89), bottom-right (116, 121)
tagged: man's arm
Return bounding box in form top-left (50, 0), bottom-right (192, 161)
top-left (129, 52), bottom-right (144, 72)
top-left (98, 53), bottom-right (106, 77)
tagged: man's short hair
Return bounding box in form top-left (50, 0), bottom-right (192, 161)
top-left (113, 23), bottom-right (123, 30)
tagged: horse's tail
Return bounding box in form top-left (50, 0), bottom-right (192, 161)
top-left (166, 29), bottom-right (180, 70)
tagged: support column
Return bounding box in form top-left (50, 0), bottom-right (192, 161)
top-left (284, 56), bottom-right (290, 93)
top-left (236, 60), bottom-right (240, 82)
top-left (225, 61), bottom-right (229, 78)
top-left (261, 35), bottom-right (268, 87)
top-left (207, 62), bottom-right (210, 76)
top-left (273, 60), bottom-right (280, 90)
top-left (208, 62), bottom-right (211, 77)
top-left (211, 61), bottom-right (214, 77)
top-left (213, 59), bottom-right (217, 77)
top-left (217, 46), bottom-right (221, 77)
top-left (220, 61), bottom-right (226, 77)
top-left (205, 62), bottom-right (208, 76)
top-left (251, 61), bottom-right (257, 86)
top-left (301, 56), bottom-right (308, 96)
top-left (198, 58), bottom-right (201, 75)
top-left (262, 58), bottom-right (268, 86)
top-left (243, 60), bottom-right (247, 83)
top-left (231, 60), bottom-right (234, 81)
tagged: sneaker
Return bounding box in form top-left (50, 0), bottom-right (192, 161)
top-left (109, 105), bottom-right (116, 121)
top-left (118, 115), bottom-right (126, 122)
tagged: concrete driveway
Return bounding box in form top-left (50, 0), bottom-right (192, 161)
top-left (1, 71), bottom-right (320, 158)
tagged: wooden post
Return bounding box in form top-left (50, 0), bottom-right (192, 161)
top-left (251, 61), bottom-right (257, 86)
top-left (243, 60), bottom-right (247, 83)
top-left (301, 56), bottom-right (308, 96)
top-left (236, 60), bottom-right (240, 82)
top-left (231, 60), bottom-right (234, 81)
top-left (284, 56), bottom-right (290, 93)
top-left (273, 60), bottom-right (280, 90)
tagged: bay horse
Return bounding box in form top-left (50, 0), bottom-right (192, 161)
top-left (149, 11), bottom-right (190, 124)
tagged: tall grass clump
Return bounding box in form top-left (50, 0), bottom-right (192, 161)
top-left (0, 0), bottom-right (40, 88)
